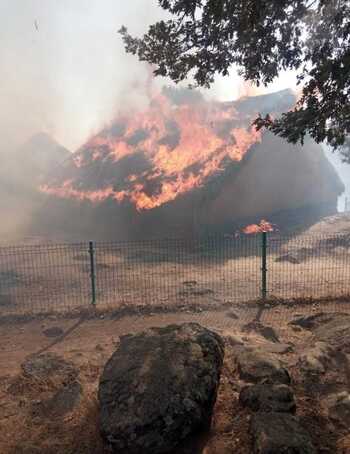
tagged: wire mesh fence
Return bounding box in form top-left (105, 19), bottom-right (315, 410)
top-left (0, 232), bottom-right (349, 317)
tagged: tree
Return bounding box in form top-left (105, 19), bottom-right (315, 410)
top-left (119, 1), bottom-right (350, 162)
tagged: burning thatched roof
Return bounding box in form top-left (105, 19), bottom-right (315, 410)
top-left (36, 90), bottom-right (344, 239)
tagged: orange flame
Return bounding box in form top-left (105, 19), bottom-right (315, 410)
top-left (243, 219), bottom-right (274, 234)
top-left (42, 92), bottom-right (262, 211)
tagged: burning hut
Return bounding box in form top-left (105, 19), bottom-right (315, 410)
top-left (38, 89), bottom-right (344, 239)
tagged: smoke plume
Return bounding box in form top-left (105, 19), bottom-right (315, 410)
top-left (0, 0), bottom-right (167, 152)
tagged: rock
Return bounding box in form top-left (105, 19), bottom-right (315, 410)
top-left (337, 433), bottom-right (350, 452)
top-left (275, 253), bottom-right (301, 264)
top-left (260, 343), bottom-right (294, 355)
top-left (242, 322), bottom-right (280, 343)
top-left (223, 333), bottom-right (245, 347)
top-left (240, 384), bottom-right (296, 413)
top-left (33, 381), bottom-right (82, 418)
top-left (225, 331), bottom-right (292, 355)
top-left (292, 325), bottom-right (303, 333)
top-left (98, 323), bottom-right (224, 454)
top-left (251, 412), bottom-right (316, 454)
top-left (299, 342), bottom-right (332, 374)
top-left (182, 280), bottom-right (197, 287)
top-left (324, 391), bottom-right (350, 426)
top-left (178, 286), bottom-right (214, 297)
top-left (42, 327), bottom-right (64, 338)
top-left (295, 314), bottom-right (350, 380)
top-left (236, 349), bottom-right (291, 385)
top-left (21, 353), bottom-right (78, 383)
top-left (290, 312), bottom-right (349, 331)
top-left (226, 310), bottom-right (239, 320)
top-left (313, 315), bottom-right (350, 348)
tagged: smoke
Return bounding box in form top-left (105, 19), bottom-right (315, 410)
top-left (0, 1), bottom-right (301, 153)
top-left (0, 0), bottom-right (168, 241)
top-left (0, 1), bottom-right (325, 242)
top-left (0, 0), bottom-right (167, 152)
top-left (323, 146), bottom-right (350, 212)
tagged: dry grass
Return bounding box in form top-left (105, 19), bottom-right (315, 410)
top-left (1, 234), bottom-right (350, 318)
top-left (1, 298), bottom-right (350, 453)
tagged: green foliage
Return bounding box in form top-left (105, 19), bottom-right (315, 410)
top-left (119, 1), bottom-right (350, 161)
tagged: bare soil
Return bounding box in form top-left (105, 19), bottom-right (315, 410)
top-left (1, 299), bottom-right (350, 453)
top-left (1, 221), bottom-right (350, 318)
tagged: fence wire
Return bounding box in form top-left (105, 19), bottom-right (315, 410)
top-left (269, 233), bottom-right (350, 299)
top-left (0, 233), bottom-right (349, 316)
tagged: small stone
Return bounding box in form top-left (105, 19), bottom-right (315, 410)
top-left (242, 322), bottom-right (280, 343)
top-left (324, 391), bottom-right (350, 426)
top-left (240, 384), bottom-right (296, 413)
top-left (236, 349), bottom-right (291, 385)
top-left (275, 253), bottom-right (301, 264)
top-left (261, 343), bottom-right (294, 355)
top-left (292, 326), bottom-right (303, 333)
top-left (299, 342), bottom-right (331, 374)
top-left (224, 334), bottom-right (244, 346)
top-left (226, 310), bottom-right (239, 320)
top-left (43, 327), bottom-right (64, 338)
top-left (34, 381), bottom-right (82, 418)
top-left (251, 412), bottom-right (316, 454)
top-left (290, 313), bottom-right (338, 330)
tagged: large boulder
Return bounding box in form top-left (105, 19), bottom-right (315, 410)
top-left (98, 323), bottom-right (224, 454)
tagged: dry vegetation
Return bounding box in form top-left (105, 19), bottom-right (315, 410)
top-left (0, 215), bottom-right (350, 452)
top-left (1, 298), bottom-right (350, 453)
top-left (1, 215), bottom-right (350, 318)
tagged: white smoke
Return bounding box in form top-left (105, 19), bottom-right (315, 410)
top-left (0, 0), bottom-right (302, 153)
top-left (324, 146), bottom-right (350, 212)
top-left (0, 0), bottom-right (166, 152)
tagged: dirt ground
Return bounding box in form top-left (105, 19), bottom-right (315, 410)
top-left (1, 298), bottom-right (350, 453)
top-left (1, 222), bottom-right (350, 318)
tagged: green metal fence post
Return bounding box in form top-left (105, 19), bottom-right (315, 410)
top-left (261, 231), bottom-right (267, 300)
top-left (89, 241), bottom-right (96, 305)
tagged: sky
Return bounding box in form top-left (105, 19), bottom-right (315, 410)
top-left (1, 0), bottom-right (299, 152)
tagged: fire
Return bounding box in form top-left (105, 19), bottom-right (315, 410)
top-left (41, 90), bottom-right (262, 211)
top-left (243, 219), bottom-right (274, 234)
